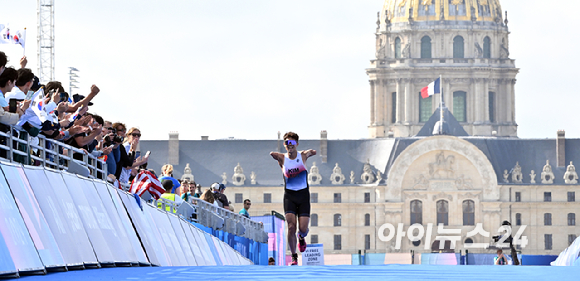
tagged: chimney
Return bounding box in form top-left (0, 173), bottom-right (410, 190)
top-left (557, 130), bottom-right (565, 167)
top-left (201, 136), bottom-right (208, 140)
top-left (320, 130), bottom-right (328, 163)
top-left (168, 131), bottom-right (180, 165)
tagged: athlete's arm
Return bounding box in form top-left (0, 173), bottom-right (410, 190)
top-left (302, 149), bottom-right (317, 158)
top-left (270, 151), bottom-right (285, 167)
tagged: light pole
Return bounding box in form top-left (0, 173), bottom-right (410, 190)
top-left (68, 67), bottom-right (79, 97)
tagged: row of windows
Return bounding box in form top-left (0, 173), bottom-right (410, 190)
top-left (514, 213), bottom-right (576, 226)
top-left (236, 192), bottom-right (373, 204)
top-left (310, 213), bottom-right (371, 227)
top-left (391, 91), bottom-right (496, 123)
top-left (514, 191), bottom-right (575, 202)
top-left (394, 35), bottom-right (492, 59)
top-left (310, 234), bottom-right (372, 251)
top-left (410, 199), bottom-right (474, 226)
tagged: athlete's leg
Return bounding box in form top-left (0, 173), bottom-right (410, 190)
top-left (298, 216), bottom-right (310, 237)
top-left (286, 213), bottom-right (298, 254)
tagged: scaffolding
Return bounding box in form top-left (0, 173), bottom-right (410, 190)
top-left (37, 0), bottom-right (54, 83)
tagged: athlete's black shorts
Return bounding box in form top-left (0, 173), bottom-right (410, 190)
top-left (283, 188), bottom-right (310, 217)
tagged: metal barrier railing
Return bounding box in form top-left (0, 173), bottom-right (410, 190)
top-left (0, 124), bottom-right (107, 180)
top-left (150, 194), bottom-right (267, 243)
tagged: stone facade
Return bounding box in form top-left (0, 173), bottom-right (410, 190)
top-left (368, 0), bottom-right (518, 138)
top-left (223, 135), bottom-right (579, 255)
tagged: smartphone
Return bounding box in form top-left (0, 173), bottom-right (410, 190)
top-left (8, 99), bottom-right (17, 113)
top-left (145, 151), bottom-right (151, 157)
top-left (59, 92), bottom-right (67, 102)
top-left (108, 144), bottom-right (114, 149)
top-left (25, 91), bottom-right (34, 100)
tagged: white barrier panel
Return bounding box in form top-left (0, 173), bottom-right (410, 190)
top-left (179, 220), bottom-right (207, 266)
top-left (23, 167), bottom-right (84, 268)
top-left (1, 164), bottom-right (65, 270)
top-left (118, 191), bottom-right (164, 266)
top-left (211, 236), bottom-right (230, 265)
top-left (167, 214), bottom-right (198, 266)
top-left (60, 173), bottom-right (115, 264)
top-left (190, 225), bottom-right (217, 266)
top-left (220, 239), bottom-right (238, 265)
top-left (92, 180), bottom-right (139, 264)
top-left (43, 169), bottom-right (99, 266)
top-left (0, 164), bottom-right (44, 274)
top-left (105, 186), bottom-right (150, 265)
top-left (144, 205), bottom-right (185, 266)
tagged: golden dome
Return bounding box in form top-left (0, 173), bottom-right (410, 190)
top-left (381, 0), bottom-right (503, 24)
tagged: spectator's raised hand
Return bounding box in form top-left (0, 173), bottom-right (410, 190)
top-left (21, 99), bottom-right (31, 111)
top-left (68, 125), bottom-right (88, 136)
top-left (59, 119), bottom-right (71, 128)
top-left (101, 146), bottom-right (112, 155)
top-left (90, 85), bottom-right (100, 95)
top-left (56, 101), bottom-right (68, 113)
top-left (19, 56), bottom-right (27, 68)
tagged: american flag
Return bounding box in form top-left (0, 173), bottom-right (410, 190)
top-left (129, 170), bottom-right (165, 200)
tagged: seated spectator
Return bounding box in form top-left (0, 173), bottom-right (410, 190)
top-left (159, 164), bottom-right (181, 194)
top-left (494, 249), bottom-right (508, 265)
top-left (268, 257), bottom-right (275, 265)
top-left (239, 199), bottom-right (251, 218)
top-left (157, 179), bottom-right (182, 213)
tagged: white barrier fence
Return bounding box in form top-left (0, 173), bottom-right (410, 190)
top-left (0, 162), bottom-right (252, 278)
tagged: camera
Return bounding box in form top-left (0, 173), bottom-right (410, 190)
top-left (104, 134), bottom-right (124, 147)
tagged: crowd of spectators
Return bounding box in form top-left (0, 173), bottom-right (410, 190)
top-left (0, 51), bottom-right (149, 186)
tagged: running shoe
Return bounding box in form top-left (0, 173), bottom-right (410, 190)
top-left (290, 254), bottom-right (298, 266)
top-left (298, 234), bottom-right (307, 252)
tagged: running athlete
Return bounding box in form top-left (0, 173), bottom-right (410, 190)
top-left (270, 132), bottom-right (316, 266)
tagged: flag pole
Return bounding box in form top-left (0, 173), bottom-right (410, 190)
top-left (22, 28), bottom-right (26, 56)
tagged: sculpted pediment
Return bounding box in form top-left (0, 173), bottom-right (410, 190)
top-left (409, 151), bottom-right (475, 191)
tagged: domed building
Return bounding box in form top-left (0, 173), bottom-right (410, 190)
top-left (368, 0), bottom-right (518, 138)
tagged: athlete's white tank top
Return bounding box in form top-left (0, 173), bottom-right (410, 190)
top-left (282, 153), bottom-right (309, 191)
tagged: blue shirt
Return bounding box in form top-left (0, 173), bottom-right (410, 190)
top-left (159, 176), bottom-right (181, 193)
top-left (239, 208), bottom-right (250, 218)
top-left (0, 89), bottom-right (8, 108)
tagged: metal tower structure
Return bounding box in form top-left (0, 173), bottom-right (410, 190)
top-left (37, 0), bottom-right (55, 83)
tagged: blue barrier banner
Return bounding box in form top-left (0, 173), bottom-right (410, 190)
top-left (42, 169), bottom-right (98, 265)
top-left (92, 181), bottom-right (138, 264)
top-left (118, 191), bottom-right (165, 266)
top-left (0, 164), bottom-right (42, 273)
top-left (60, 173), bottom-right (115, 264)
top-left (253, 215), bottom-right (286, 266)
top-left (105, 186), bottom-right (149, 265)
top-left (167, 215), bottom-right (197, 266)
top-left (179, 220), bottom-right (206, 266)
top-left (190, 225), bottom-right (217, 266)
top-left (142, 204), bottom-right (184, 266)
top-left (23, 168), bottom-right (84, 268)
top-left (1, 164), bottom-right (65, 269)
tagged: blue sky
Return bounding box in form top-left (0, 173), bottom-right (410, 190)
top-left (1, 0), bottom-right (579, 140)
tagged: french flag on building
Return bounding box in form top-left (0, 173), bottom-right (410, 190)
top-left (421, 77), bottom-right (440, 99)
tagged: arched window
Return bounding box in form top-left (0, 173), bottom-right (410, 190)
top-left (421, 36), bottom-right (432, 58)
top-left (483, 36), bottom-right (491, 58)
top-left (437, 200), bottom-right (449, 226)
top-left (334, 214), bottom-right (342, 227)
top-left (364, 213), bottom-right (371, 226)
top-left (410, 200), bottom-right (423, 225)
top-left (395, 37), bottom-right (402, 59)
top-left (568, 213), bottom-right (576, 226)
top-left (311, 214), bottom-right (318, 227)
top-left (453, 91), bottom-right (467, 122)
top-left (515, 213), bottom-right (522, 226)
top-left (462, 200), bottom-right (475, 226)
top-left (453, 36), bottom-right (464, 58)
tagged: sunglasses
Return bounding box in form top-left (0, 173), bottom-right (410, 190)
top-left (130, 133), bottom-right (141, 137)
top-left (284, 140), bottom-right (297, 146)
top-left (117, 128), bottom-right (126, 132)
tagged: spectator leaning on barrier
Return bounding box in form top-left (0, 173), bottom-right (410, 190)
top-left (157, 179), bottom-right (182, 212)
top-left (239, 199), bottom-right (251, 218)
top-left (180, 180), bottom-right (193, 202)
top-left (210, 182), bottom-right (230, 210)
top-left (159, 164), bottom-right (181, 194)
top-left (119, 127), bottom-right (148, 184)
top-left (193, 184), bottom-right (202, 198)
